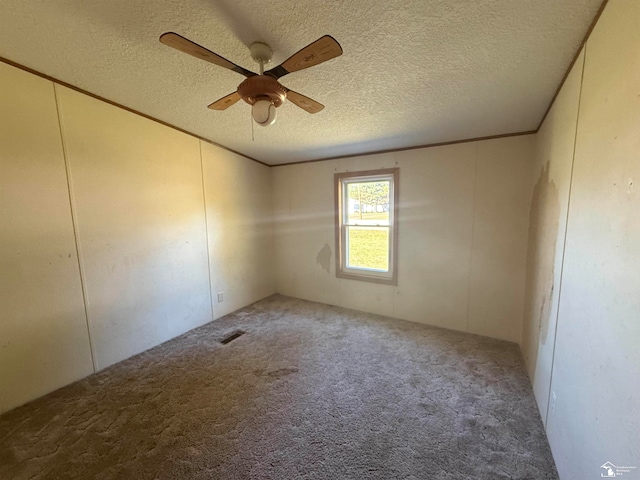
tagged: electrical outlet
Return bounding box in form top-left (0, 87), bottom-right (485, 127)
top-left (217, 292), bottom-right (224, 303)
top-left (551, 391), bottom-right (557, 416)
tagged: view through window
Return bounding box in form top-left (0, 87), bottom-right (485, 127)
top-left (335, 169), bottom-right (398, 284)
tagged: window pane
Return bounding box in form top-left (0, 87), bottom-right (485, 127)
top-left (346, 226), bottom-right (389, 271)
top-left (346, 181), bottom-right (390, 225)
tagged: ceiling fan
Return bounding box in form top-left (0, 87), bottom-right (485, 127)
top-left (159, 32), bottom-right (343, 127)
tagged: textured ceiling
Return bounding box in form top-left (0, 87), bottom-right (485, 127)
top-left (0, 0), bottom-right (602, 165)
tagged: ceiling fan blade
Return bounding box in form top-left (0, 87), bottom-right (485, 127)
top-left (208, 91), bottom-right (241, 110)
top-left (265, 35), bottom-right (343, 79)
top-left (160, 32), bottom-right (256, 77)
top-left (286, 90), bottom-right (325, 114)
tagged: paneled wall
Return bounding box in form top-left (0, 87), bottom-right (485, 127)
top-left (0, 64), bottom-right (94, 413)
top-left (56, 86), bottom-right (212, 370)
top-left (523, 1), bottom-right (640, 478)
top-left (201, 143), bottom-right (275, 318)
top-left (0, 63), bottom-right (275, 414)
top-left (273, 136), bottom-right (534, 343)
top-left (522, 50), bottom-right (584, 422)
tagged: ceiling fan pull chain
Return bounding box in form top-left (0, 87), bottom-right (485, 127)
top-left (251, 113), bottom-right (255, 141)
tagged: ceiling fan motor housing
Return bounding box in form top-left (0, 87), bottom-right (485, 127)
top-left (238, 75), bottom-right (287, 107)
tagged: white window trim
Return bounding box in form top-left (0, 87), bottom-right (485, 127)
top-left (334, 168), bottom-right (399, 286)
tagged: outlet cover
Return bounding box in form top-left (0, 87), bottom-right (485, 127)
top-left (217, 292), bottom-right (224, 303)
top-left (551, 391), bottom-right (557, 416)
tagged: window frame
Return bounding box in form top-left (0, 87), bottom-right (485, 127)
top-left (334, 168), bottom-right (399, 286)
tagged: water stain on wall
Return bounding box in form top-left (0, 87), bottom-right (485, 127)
top-left (523, 162), bottom-right (561, 366)
top-left (316, 244), bottom-right (332, 273)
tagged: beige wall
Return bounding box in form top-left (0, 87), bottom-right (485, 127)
top-left (273, 136), bottom-right (534, 342)
top-left (523, 0), bottom-right (640, 478)
top-left (0, 63), bottom-right (275, 413)
top-left (55, 85), bottom-right (216, 370)
top-left (522, 49), bottom-right (584, 422)
top-left (201, 143), bottom-right (275, 318)
top-left (0, 64), bottom-right (93, 414)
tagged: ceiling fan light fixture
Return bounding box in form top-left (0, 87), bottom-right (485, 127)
top-left (160, 32), bottom-right (342, 119)
top-left (252, 98), bottom-right (277, 126)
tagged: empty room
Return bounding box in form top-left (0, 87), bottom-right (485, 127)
top-left (1, 0), bottom-right (638, 479)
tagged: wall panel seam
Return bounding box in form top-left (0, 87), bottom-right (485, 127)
top-left (199, 141), bottom-right (216, 322)
top-left (543, 45), bottom-right (587, 429)
top-left (52, 83), bottom-right (98, 373)
top-left (464, 144), bottom-right (479, 333)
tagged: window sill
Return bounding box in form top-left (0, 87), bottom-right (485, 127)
top-left (336, 270), bottom-right (398, 286)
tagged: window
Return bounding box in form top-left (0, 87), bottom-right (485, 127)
top-left (334, 168), bottom-right (399, 285)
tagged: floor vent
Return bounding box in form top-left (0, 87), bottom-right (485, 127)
top-left (220, 330), bottom-right (246, 345)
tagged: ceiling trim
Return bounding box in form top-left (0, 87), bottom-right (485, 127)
top-left (274, 0), bottom-right (609, 168)
top-left (0, 54), bottom-right (268, 167)
top-left (0, 0), bottom-right (608, 169)
top-left (271, 130), bottom-right (538, 167)
top-left (536, 0), bottom-right (609, 130)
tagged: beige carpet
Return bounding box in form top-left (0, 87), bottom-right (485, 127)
top-left (0, 295), bottom-right (557, 479)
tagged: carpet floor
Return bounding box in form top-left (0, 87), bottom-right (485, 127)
top-left (0, 295), bottom-right (558, 479)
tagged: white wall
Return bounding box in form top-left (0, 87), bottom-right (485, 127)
top-left (0, 63), bottom-right (275, 414)
top-left (523, 0), bottom-right (640, 478)
top-left (273, 136), bottom-right (533, 342)
top-left (522, 49), bottom-right (584, 421)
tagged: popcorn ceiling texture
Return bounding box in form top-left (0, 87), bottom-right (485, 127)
top-left (0, 0), bottom-right (601, 164)
top-left (0, 295), bottom-right (558, 479)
